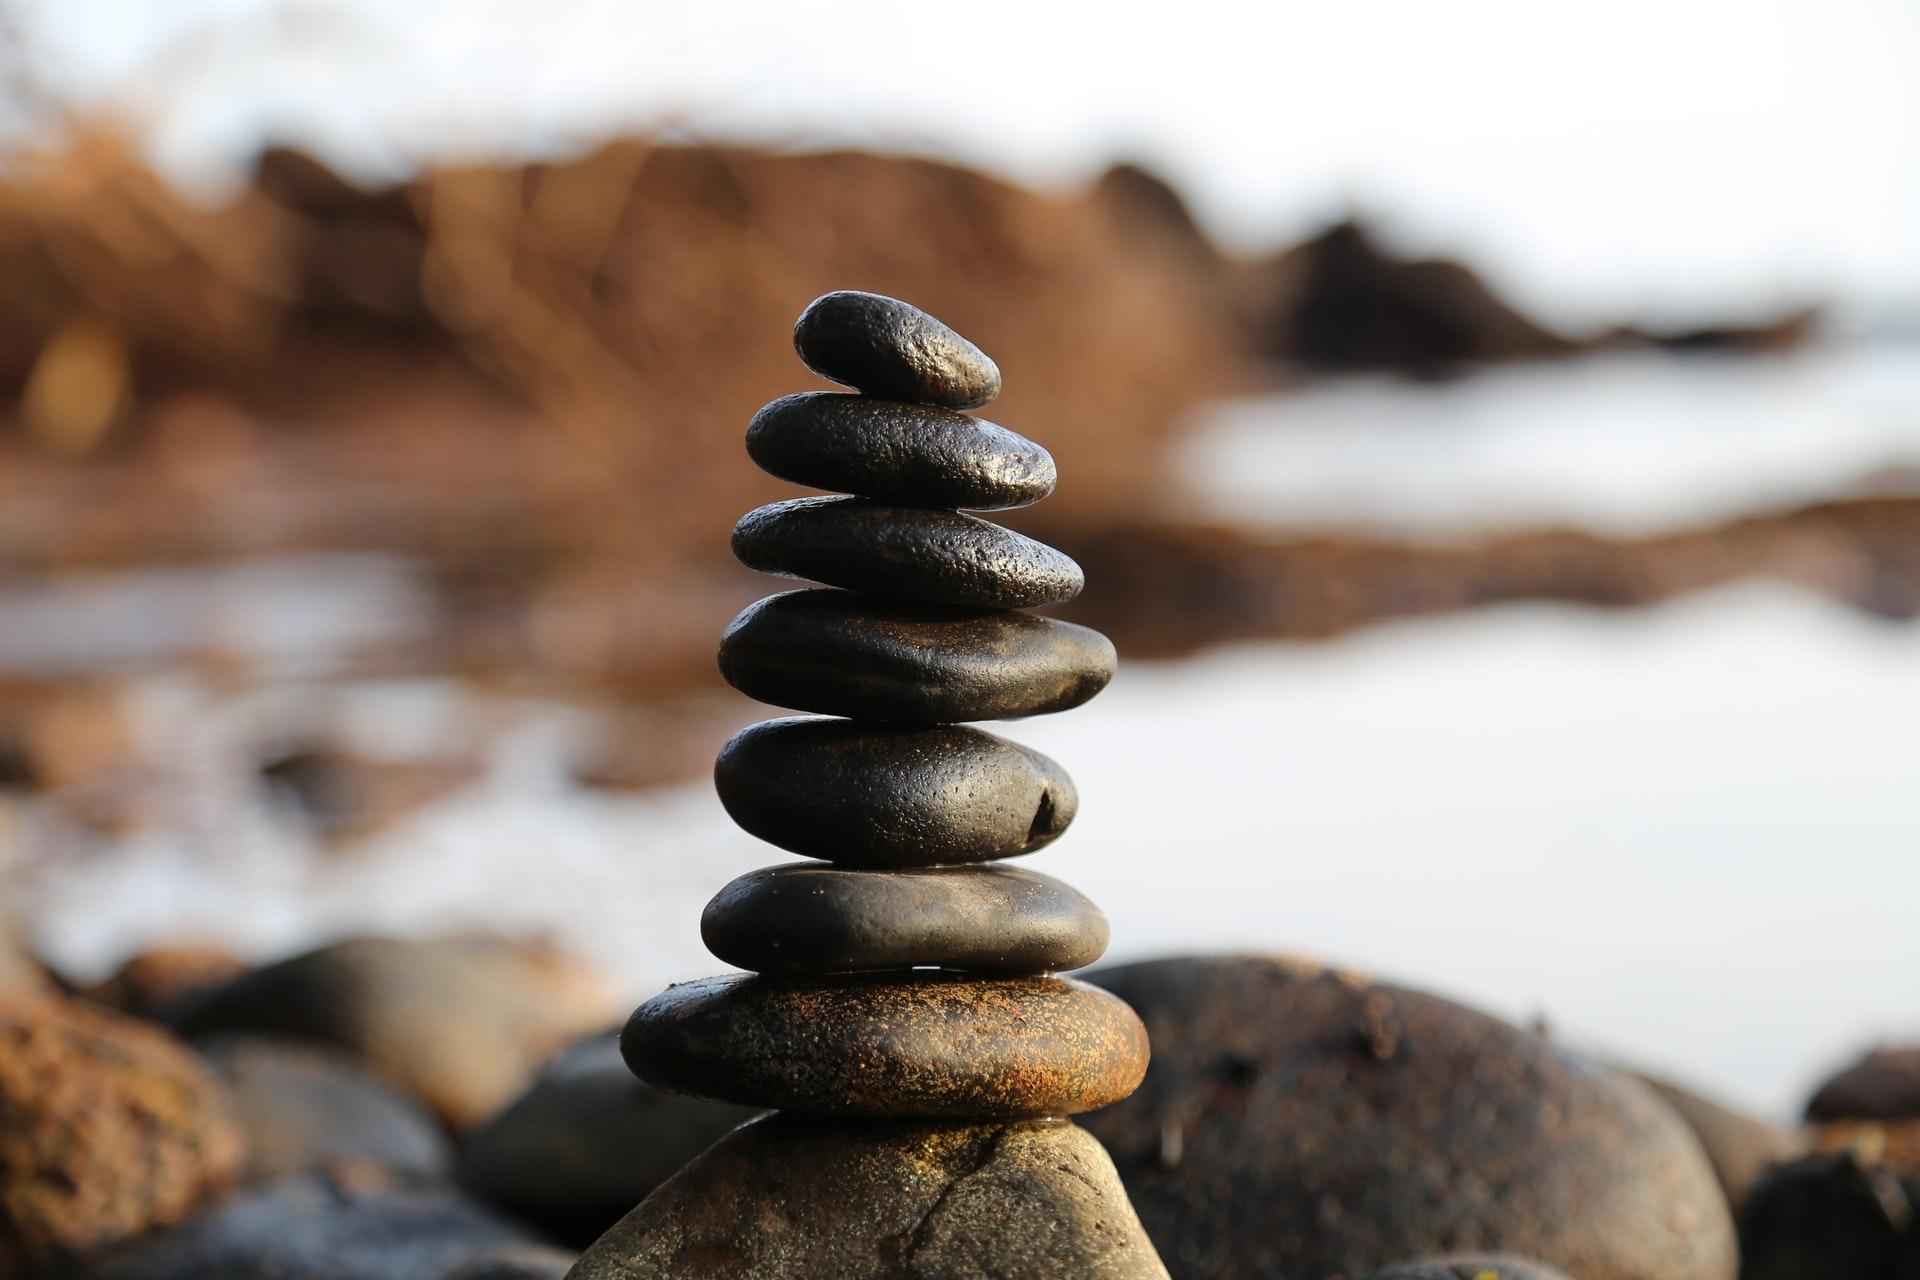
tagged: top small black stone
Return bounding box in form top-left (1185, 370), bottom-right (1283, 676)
top-left (794, 291), bottom-right (1002, 411)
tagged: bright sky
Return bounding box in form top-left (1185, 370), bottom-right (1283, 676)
top-left (20, 0), bottom-right (1920, 331)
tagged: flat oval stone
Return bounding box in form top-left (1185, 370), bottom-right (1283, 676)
top-left (733, 496), bottom-right (1083, 610)
top-left (793, 291), bottom-right (1001, 410)
top-left (714, 716), bottom-right (1076, 865)
top-left (746, 393), bottom-right (1054, 511)
top-left (702, 864), bottom-right (1109, 975)
top-left (718, 589), bottom-right (1114, 723)
top-left (623, 971), bottom-right (1149, 1118)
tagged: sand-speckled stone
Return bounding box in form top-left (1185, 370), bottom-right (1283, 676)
top-left (793, 291), bottom-right (1002, 410)
top-left (702, 864), bottom-right (1109, 976)
top-left (719, 590), bottom-right (1113, 723)
top-left (1081, 955), bottom-right (1737, 1280)
top-left (732, 496), bottom-right (1082, 610)
top-left (747, 394), bottom-right (1052, 510)
top-left (565, 1112), bottom-right (1168, 1280)
top-left (623, 971), bottom-right (1148, 1118)
top-left (714, 716), bottom-right (1075, 866)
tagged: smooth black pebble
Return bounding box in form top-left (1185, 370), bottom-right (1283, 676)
top-left (717, 590), bottom-right (1114, 723)
top-left (793, 291), bottom-right (1001, 410)
top-left (715, 716), bottom-right (1075, 866)
top-left (732, 496), bottom-right (1082, 610)
top-left (702, 863), bottom-right (1109, 976)
top-left (747, 393), bottom-right (1053, 511)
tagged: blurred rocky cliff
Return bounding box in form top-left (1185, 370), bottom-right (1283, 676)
top-left (0, 133), bottom-right (1247, 693)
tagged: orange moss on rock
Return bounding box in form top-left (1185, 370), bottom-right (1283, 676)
top-left (0, 994), bottom-right (245, 1272)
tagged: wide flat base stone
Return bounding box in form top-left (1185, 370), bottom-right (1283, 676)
top-left (566, 1112), bottom-right (1168, 1280)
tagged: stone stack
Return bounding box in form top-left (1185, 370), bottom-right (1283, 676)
top-left (573, 292), bottom-right (1164, 1278)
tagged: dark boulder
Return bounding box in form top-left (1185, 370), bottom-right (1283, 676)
top-left (1082, 955), bottom-right (1736, 1280)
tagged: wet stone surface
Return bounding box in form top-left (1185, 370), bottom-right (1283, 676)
top-left (746, 393), bottom-right (1053, 511)
top-left (702, 863), bottom-right (1109, 976)
top-left (718, 589), bottom-right (1114, 724)
top-left (622, 971), bottom-right (1149, 1118)
top-left (714, 716), bottom-right (1075, 866)
top-left (792, 290), bottom-right (1002, 411)
top-left (732, 495), bottom-right (1083, 610)
top-left (566, 1112), bottom-right (1168, 1280)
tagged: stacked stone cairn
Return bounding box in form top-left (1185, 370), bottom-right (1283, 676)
top-left (576, 292), bottom-right (1164, 1278)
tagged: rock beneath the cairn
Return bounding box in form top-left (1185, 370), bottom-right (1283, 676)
top-left (624, 971), bottom-right (1148, 1118)
top-left (567, 1112), bottom-right (1169, 1279)
top-left (1633, 1070), bottom-right (1801, 1213)
top-left (719, 590), bottom-right (1114, 723)
top-left (703, 863), bottom-right (1108, 975)
top-left (1365, 1258), bottom-right (1576, 1280)
top-left (163, 936), bottom-right (617, 1130)
top-left (714, 716), bottom-right (1075, 865)
top-left (792, 290), bottom-right (1002, 411)
top-left (1081, 956), bottom-right (1737, 1280)
top-left (82, 1173), bottom-right (549, 1280)
top-left (1806, 1045), bottom-right (1920, 1122)
top-left (196, 1034), bottom-right (453, 1182)
top-left (459, 1031), bottom-right (759, 1246)
top-left (732, 496), bottom-right (1083, 609)
top-left (747, 393), bottom-right (1052, 510)
top-left (1736, 1149), bottom-right (1920, 1280)
top-left (0, 996), bottom-right (245, 1273)
top-left (436, 1245), bottom-right (579, 1280)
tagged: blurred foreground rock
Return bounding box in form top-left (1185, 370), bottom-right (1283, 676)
top-left (80, 1173), bottom-right (558, 1280)
top-left (1633, 1071), bottom-right (1802, 1214)
top-left (1737, 1148), bottom-right (1920, 1280)
top-left (162, 936), bottom-right (616, 1129)
top-left (198, 1034), bottom-right (453, 1183)
top-left (567, 1111), bottom-right (1167, 1279)
top-left (1807, 1045), bottom-right (1920, 1123)
top-left (1083, 955), bottom-right (1736, 1280)
top-left (0, 995), bottom-right (244, 1273)
top-left (459, 1031), bottom-right (759, 1245)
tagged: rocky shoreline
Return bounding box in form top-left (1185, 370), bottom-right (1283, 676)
top-left (6, 931), bottom-right (1919, 1277)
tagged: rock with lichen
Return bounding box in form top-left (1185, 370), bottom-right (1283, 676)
top-left (0, 995), bottom-right (245, 1272)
